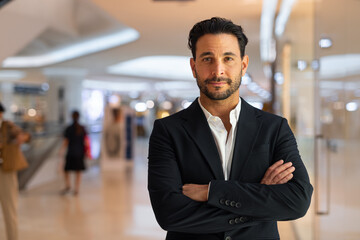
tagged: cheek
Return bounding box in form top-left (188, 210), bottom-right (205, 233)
top-left (230, 67), bottom-right (243, 77)
top-left (194, 65), bottom-right (211, 78)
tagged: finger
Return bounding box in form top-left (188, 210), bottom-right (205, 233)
top-left (262, 160), bottom-right (284, 179)
top-left (182, 186), bottom-right (190, 196)
top-left (273, 166), bottom-right (295, 183)
top-left (268, 162), bottom-right (293, 181)
top-left (261, 162), bottom-right (294, 185)
top-left (272, 166), bottom-right (295, 183)
top-left (277, 173), bottom-right (294, 184)
top-left (266, 160), bottom-right (291, 178)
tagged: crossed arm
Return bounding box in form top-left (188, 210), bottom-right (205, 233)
top-left (183, 159), bottom-right (295, 202)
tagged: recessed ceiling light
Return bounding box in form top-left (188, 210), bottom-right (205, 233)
top-left (274, 72), bottom-right (284, 84)
top-left (346, 102), bottom-right (358, 112)
top-left (311, 59), bottom-right (320, 71)
top-left (297, 60), bottom-right (307, 71)
top-left (319, 38), bottom-right (332, 48)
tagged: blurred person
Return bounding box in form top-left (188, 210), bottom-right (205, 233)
top-left (60, 110), bottom-right (88, 196)
top-left (104, 108), bottom-right (124, 159)
top-left (0, 102), bottom-right (30, 240)
top-left (148, 17), bottom-right (313, 240)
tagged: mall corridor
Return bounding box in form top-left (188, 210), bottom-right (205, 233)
top-left (1, 0), bottom-right (360, 239)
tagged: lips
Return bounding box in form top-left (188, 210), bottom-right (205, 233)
top-left (204, 77), bottom-right (232, 86)
top-left (208, 81), bottom-right (227, 86)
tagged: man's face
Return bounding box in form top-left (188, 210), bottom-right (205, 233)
top-left (190, 33), bottom-right (249, 101)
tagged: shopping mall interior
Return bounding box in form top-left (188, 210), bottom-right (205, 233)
top-left (0, 0), bottom-right (359, 239)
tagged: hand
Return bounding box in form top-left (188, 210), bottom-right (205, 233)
top-left (261, 160), bottom-right (295, 185)
top-left (182, 184), bottom-right (209, 202)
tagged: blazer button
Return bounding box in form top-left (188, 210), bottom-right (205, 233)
top-left (228, 219), bottom-right (235, 225)
top-left (225, 236), bottom-right (232, 240)
top-left (225, 200), bottom-right (230, 206)
top-left (230, 201), bottom-right (236, 207)
top-left (235, 217), bottom-right (241, 224)
top-left (240, 216), bottom-right (247, 222)
top-left (235, 202), bottom-right (241, 208)
top-left (220, 199), bottom-right (225, 204)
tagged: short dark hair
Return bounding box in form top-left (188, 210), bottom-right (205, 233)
top-left (72, 110), bottom-right (80, 122)
top-left (188, 17), bottom-right (248, 59)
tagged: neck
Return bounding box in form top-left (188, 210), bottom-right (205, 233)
top-left (200, 94), bottom-right (239, 116)
top-left (199, 94), bottom-right (239, 131)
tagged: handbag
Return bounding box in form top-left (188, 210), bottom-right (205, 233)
top-left (84, 134), bottom-right (92, 159)
top-left (1, 121), bottom-right (28, 172)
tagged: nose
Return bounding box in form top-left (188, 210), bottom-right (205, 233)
top-left (212, 60), bottom-right (224, 77)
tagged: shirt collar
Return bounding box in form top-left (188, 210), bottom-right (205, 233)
top-left (198, 97), bottom-right (242, 123)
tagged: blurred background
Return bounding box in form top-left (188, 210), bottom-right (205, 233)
top-left (0, 0), bottom-right (359, 239)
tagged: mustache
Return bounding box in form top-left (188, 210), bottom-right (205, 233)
top-left (204, 77), bottom-right (232, 84)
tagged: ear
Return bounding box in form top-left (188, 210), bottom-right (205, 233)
top-left (241, 55), bottom-right (249, 76)
top-left (190, 58), bottom-right (196, 78)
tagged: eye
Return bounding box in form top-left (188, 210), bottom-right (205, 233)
top-left (202, 57), bottom-right (212, 63)
top-left (224, 56), bottom-right (234, 62)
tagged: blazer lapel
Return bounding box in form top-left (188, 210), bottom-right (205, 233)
top-left (182, 99), bottom-right (224, 180)
top-left (229, 99), bottom-right (263, 180)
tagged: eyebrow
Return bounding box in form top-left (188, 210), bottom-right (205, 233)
top-left (199, 52), bottom-right (213, 58)
top-left (199, 51), bottom-right (238, 58)
top-left (224, 52), bottom-right (237, 57)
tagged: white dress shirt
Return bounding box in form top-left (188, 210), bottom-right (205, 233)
top-left (198, 98), bottom-right (241, 180)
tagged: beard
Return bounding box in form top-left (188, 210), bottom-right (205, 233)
top-left (195, 70), bottom-right (242, 100)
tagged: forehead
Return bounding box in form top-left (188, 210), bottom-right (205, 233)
top-left (195, 33), bottom-right (240, 56)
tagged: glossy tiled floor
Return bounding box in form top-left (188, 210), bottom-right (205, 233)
top-left (0, 138), bottom-right (296, 240)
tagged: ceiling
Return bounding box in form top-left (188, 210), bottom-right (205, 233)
top-left (0, 0), bottom-right (310, 101)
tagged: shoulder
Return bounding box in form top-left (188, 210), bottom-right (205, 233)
top-left (154, 99), bottom-right (201, 127)
top-left (242, 98), bottom-right (280, 117)
top-left (259, 108), bottom-right (283, 122)
top-left (152, 101), bottom-right (201, 136)
top-left (241, 99), bottom-right (285, 125)
top-left (153, 108), bottom-right (187, 132)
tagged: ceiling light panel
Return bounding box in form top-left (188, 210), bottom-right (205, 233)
top-left (108, 55), bottom-right (194, 81)
top-left (2, 28), bottom-right (139, 68)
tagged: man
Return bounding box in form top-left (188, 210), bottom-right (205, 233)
top-left (148, 17), bottom-right (313, 240)
top-left (0, 103), bottom-right (30, 240)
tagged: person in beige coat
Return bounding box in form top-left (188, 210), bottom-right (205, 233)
top-left (0, 102), bottom-right (30, 240)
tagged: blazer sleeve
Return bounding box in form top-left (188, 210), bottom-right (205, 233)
top-left (148, 119), bottom-right (257, 233)
top-left (207, 118), bottom-right (313, 221)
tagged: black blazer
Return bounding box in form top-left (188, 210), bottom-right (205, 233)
top-left (148, 98), bottom-right (313, 240)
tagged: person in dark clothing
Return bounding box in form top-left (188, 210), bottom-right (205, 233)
top-left (60, 111), bottom-right (87, 196)
top-left (148, 17), bottom-right (312, 240)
